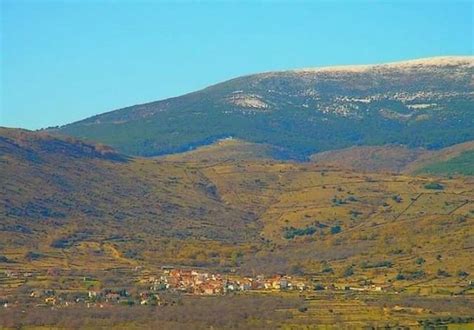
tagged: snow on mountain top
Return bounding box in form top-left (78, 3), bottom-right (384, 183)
top-left (293, 56), bottom-right (474, 73)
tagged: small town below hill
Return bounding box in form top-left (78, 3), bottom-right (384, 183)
top-left (1, 265), bottom-right (473, 329)
top-left (1, 266), bottom-right (395, 308)
top-left (2, 266), bottom-right (473, 309)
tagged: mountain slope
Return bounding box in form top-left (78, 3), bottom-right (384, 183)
top-left (310, 145), bottom-right (430, 173)
top-left (0, 127), bottom-right (258, 246)
top-left (51, 56), bottom-right (474, 159)
top-left (2, 128), bottom-right (473, 280)
top-left (408, 141), bottom-right (474, 175)
top-left (310, 140), bottom-right (474, 175)
top-left (158, 138), bottom-right (287, 163)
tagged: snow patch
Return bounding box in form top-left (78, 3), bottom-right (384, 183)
top-left (293, 56), bottom-right (474, 73)
top-left (227, 94), bottom-right (269, 109)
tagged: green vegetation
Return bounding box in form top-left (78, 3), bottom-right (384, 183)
top-left (415, 257), bottom-right (425, 265)
top-left (392, 195), bottom-right (403, 203)
top-left (283, 226), bottom-right (317, 239)
top-left (0, 255), bottom-right (12, 263)
top-left (331, 198), bottom-right (346, 206)
top-left (458, 270), bottom-right (469, 277)
top-left (424, 182), bottom-right (444, 190)
top-left (330, 225), bottom-right (342, 234)
top-left (437, 269), bottom-right (451, 277)
top-left (360, 260), bottom-right (393, 269)
top-left (343, 265), bottom-right (354, 277)
top-left (25, 251), bottom-right (42, 261)
top-left (418, 150), bottom-right (474, 176)
top-left (396, 270), bottom-right (425, 281)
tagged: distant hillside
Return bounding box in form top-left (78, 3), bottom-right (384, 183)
top-left (310, 145), bottom-right (430, 173)
top-left (310, 141), bottom-right (474, 175)
top-left (2, 128), bottom-right (473, 282)
top-left (0, 127), bottom-right (257, 245)
top-left (0, 127), bottom-right (127, 162)
top-left (159, 138), bottom-right (287, 163)
top-left (408, 141), bottom-right (474, 176)
top-left (51, 56), bottom-right (474, 159)
top-left (417, 150), bottom-right (474, 176)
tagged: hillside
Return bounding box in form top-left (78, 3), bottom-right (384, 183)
top-left (51, 56), bottom-right (474, 159)
top-left (0, 127), bottom-right (258, 246)
top-left (159, 138), bottom-right (283, 163)
top-left (310, 145), bottom-right (430, 173)
top-left (310, 140), bottom-right (474, 175)
top-left (416, 150), bottom-right (474, 176)
top-left (1, 128), bottom-right (473, 276)
top-left (408, 141), bottom-right (474, 176)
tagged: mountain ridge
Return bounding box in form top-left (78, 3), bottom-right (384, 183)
top-left (50, 56), bottom-right (474, 158)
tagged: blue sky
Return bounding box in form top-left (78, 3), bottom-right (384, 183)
top-left (1, 1), bottom-right (472, 130)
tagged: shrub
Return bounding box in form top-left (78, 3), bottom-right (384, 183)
top-left (25, 251), bottom-right (42, 261)
top-left (424, 182), bottom-right (444, 190)
top-left (415, 257), bottom-right (425, 265)
top-left (361, 260), bottom-right (393, 269)
top-left (313, 284), bottom-right (325, 291)
top-left (396, 270), bottom-right (425, 280)
top-left (331, 197), bottom-right (346, 206)
top-left (123, 250), bottom-right (140, 259)
top-left (392, 195), bottom-right (403, 203)
top-left (391, 249), bottom-right (404, 255)
top-left (298, 306), bottom-right (308, 313)
top-left (321, 266), bottom-right (333, 273)
top-left (343, 266), bottom-right (354, 277)
top-left (283, 226), bottom-right (317, 239)
top-left (51, 238), bottom-right (71, 249)
top-left (290, 264), bottom-right (305, 276)
top-left (349, 210), bottom-right (363, 217)
top-left (437, 269), bottom-right (450, 277)
top-left (395, 273), bottom-right (406, 280)
top-left (330, 225), bottom-right (341, 234)
top-left (409, 270), bottom-right (425, 280)
top-left (457, 270), bottom-right (469, 277)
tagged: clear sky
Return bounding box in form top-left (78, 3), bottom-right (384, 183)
top-left (1, 1), bottom-right (472, 130)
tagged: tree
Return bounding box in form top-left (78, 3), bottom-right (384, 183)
top-left (230, 251), bottom-right (243, 266)
top-left (424, 182), bottom-right (444, 190)
top-left (330, 225), bottom-right (341, 234)
top-left (457, 270), bottom-right (469, 277)
top-left (343, 265), bottom-right (354, 277)
top-left (290, 264), bottom-right (304, 276)
top-left (415, 257), bottom-right (425, 265)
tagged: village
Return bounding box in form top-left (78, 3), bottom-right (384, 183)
top-left (0, 267), bottom-right (391, 309)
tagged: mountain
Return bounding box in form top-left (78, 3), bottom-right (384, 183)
top-left (51, 56), bottom-right (474, 159)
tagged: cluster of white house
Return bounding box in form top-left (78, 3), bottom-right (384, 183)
top-left (144, 268), bottom-right (309, 295)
